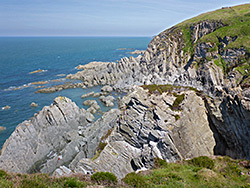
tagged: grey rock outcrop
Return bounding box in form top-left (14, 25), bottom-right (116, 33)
top-left (81, 92), bottom-right (95, 99)
top-left (73, 86), bottom-right (216, 179)
top-left (99, 96), bottom-right (115, 107)
top-left (0, 97), bottom-right (119, 174)
top-left (0, 96), bottom-right (89, 174)
top-left (101, 85), bottom-right (113, 93)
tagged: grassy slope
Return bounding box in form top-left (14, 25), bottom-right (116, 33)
top-left (1, 156), bottom-right (249, 188)
top-left (177, 4), bottom-right (250, 83)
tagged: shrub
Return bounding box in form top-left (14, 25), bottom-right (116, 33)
top-left (171, 93), bottom-right (185, 111)
top-left (187, 156), bottom-right (215, 169)
top-left (0, 170), bottom-right (8, 178)
top-left (20, 179), bottom-right (47, 188)
top-left (175, 115), bottom-right (180, 121)
top-left (91, 172), bottom-right (117, 185)
top-left (153, 158), bottom-right (168, 168)
top-left (63, 177), bottom-right (86, 188)
top-left (122, 172), bottom-right (148, 188)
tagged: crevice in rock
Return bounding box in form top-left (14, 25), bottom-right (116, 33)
top-left (55, 104), bottom-right (68, 123)
top-left (204, 98), bottom-right (229, 156)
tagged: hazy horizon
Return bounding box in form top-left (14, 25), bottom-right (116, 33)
top-left (0, 0), bottom-right (249, 37)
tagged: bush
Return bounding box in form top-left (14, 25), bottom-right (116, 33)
top-left (187, 156), bottom-right (215, 169)
top-left (91, 172), bottom-right (117, 185)
top-left (171, 93), bottom-right (185, 111)
top-left (122, 172), bottom-right (148, 188)
top-left (153, 158), bottom-right (168, 168)
top-left (0, 170), bottom-right (8, 178)
top-left (63, 177), bottom-right (86, 188)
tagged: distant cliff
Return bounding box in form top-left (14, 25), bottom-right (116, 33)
top-left (1, 3), bottom-right (250, 179)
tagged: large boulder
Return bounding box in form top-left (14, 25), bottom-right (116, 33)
top-left (0, 96), bottom-right (89, 174)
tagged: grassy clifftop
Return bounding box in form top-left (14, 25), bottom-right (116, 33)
top-left (176, 4), bottom-right (250, 87)
top-left (0, 156), bottom-right (249, 187)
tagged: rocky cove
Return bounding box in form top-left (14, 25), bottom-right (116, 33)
top-left (0, 4), bottom-right (250, 181)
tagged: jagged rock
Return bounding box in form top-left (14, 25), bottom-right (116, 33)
top-left (99, 96), bottom-right (115, 107)
top-left (53, 166), bottom-right (72, 177)
top-left (81, 92), bottom-right (95, 99)
top-left (84, 100), bottom-right (100, 114)
top-left (85, 111), bottom-right (95, 122)
top-left (130, 50), bottom-right (145, 54)
top-left (0, 96), bottom-right (90, 174)
top-left (35, 83), bottom-right (86, 94)
top-left (101, 85), bottom-right (113, 93)
top-left (83, 100), bottom-right (97, 106)
top-left (93, 93), bottom-right (101, 97)
top-left (30, 102), bottom-right (38, 107)
top-left (73, 86), bottom-right (216, 179)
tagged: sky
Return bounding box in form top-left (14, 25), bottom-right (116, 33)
top-left (0, 0), bottom-right (249, 37)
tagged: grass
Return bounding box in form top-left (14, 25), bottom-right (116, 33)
top-left (171, 3), bottom-right (250, 84)
top-left (122, 156), bottom-right (250, 188)
top-left (171, 93), bottom-right (185, 111)
top-left (0, 156), bottom-right (250, 187)
top-left (91, 172), bottom-right (117, 186)
top-left (0, 173), bottom-right (89, 188)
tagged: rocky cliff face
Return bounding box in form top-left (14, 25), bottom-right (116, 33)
top-left (1, 4), bottom-right (250, 180)
top-left (0, 96), bottom-right (120, 175)
top-left (73, 86), bottom-right (216, 179)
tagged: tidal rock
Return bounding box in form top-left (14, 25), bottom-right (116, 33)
top-left (101, 85), bottom-right (113, 93)
top-left (81, 92), bottom-right (95, 99)
top-left (30, 102), bottom-right (38, 107)
top-left (130, 50), bottom-right (145, 54)
top-left (2, 105), bottom-right (10, 110)
top-left (99, 96), bottom-right (115, 107)
top-left (35, 83), bottom-right (86, 94)
top-left (29, 69), bottom-right (46, 74)
top-left (83, 100), bottom-right (97, 106)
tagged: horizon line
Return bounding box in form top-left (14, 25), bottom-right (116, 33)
top-left (0, 35), bottom-right (154, 38)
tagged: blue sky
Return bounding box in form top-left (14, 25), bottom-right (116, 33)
top-left (0, 0), bottom-right (249, 36)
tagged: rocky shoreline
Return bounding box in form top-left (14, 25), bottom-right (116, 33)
top-left (0, 4), bottom-right (250, 180)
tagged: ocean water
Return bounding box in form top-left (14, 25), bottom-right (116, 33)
top-left (0, 37), bottom-right (151, 148)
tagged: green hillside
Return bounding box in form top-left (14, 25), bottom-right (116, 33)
top-left (177, 4), bottom-right (250, 86)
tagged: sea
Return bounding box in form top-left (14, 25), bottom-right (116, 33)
top-left (0, 37), bottom-right (151, 148)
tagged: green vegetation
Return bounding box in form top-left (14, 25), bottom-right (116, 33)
top-left (92, 129), bottom-right (113, 161)
top-left (0, 156), bottom-right (250, 187)
top-left (0, 173), bottom-right (89, 188)
top-left (174, 114), bottom-right (180, 121)
top-left (182, 25), bottom-right (194, 54)
top-left (171, 93), bottom-right (185, 111)
top-left (175, 4), bottom-right (250, 84)
top-left (91, 172), bottom-right (117, 185)
top-left (141, 84), bottom-right (198, 95)
top-left (187, 156), bottom-right (215, 169)
top-left (141, 84), bottom-right (180, 94)
top-left (122, 156), bottom-right (250, 188)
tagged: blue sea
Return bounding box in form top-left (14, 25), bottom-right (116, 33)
top-left (0, 37), bottom-right (151, 148)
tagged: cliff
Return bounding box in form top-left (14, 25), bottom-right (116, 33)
top-left (0, 3), bottom-right (250, 180)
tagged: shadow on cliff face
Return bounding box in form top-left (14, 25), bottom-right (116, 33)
top-left (205, 95), bottom-right (250, 160)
